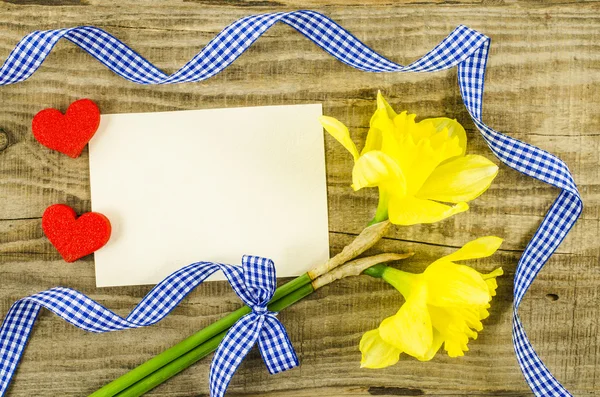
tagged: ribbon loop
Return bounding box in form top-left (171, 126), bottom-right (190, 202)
top-left (237, 255), bottom-right (277, 308)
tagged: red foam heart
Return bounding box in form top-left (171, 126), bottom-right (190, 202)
top-left (42, 204), bottom-right (111, 263)
top-left (32, 99), bottom-right (101, 158)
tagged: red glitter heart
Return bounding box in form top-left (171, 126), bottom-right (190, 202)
top-left (42, 204), bottom-right (111, 263)
top-left (32, 98), bottom-right (101, 158)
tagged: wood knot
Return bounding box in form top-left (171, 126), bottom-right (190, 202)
top-left (0, 130), bottom-right (9, 152)
top-left (545, 293), bottom-right (559, 301)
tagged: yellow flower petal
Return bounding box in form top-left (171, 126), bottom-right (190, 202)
top-left (424, 261), bottom-right (491, 307)
top-left (403, 137), bottom-right (463, 194)
top-left (445, 339), bottom-right (468, 357)
top-left (479, 304), bottom-right (490, 320)
top-left (388, 195), bottom-right (468, 226)
top-left (363, 125), bottom-right (383, 154)
top-left (364, 111), bottom-right (388, 155)
top-left (416, 329), bottom-right (444, 362)
top-left (362, 92), bottom-right (397, 155)
top-left (377, 91), bottom-right (398, 120)
top-left (423, 117), bottom-right (467, 156)
top-left (428, 306), bottom-right (479, 357)
top-left (439, 236), bottom-right (504, 263)
top-left (483, 267), bottom-right (504, 280)
top-left (359, 329), bottom-right (402, 369)
top-left (482, 268), bottom-right (504, 297)
top-left (352, 151), bottom-right (406, 194)
top-left (416, 155), bottom-right (499, 203)
top-left (379, 286), bottom-right (433, 358)
top-left (431, 305), bottom-right (483, 335)
top-left (393, 111), bottom-right (420, 140)
top-left (319, 116), bottom-right (359, 161)
top-left (383, 131), bottom-right (418, 182)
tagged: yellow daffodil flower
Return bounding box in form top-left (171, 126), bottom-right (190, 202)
top-left (360, 236), bottom-right (504, 368)
top-left (320, 92), bottom-right (499, 225)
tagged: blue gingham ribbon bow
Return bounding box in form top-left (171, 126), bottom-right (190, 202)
top-left (0, 256), bottom-right (297, 397)
top-left (0, 10), bottom-right (582, 397)
top-left (209, 256), bottom-right (298, 397)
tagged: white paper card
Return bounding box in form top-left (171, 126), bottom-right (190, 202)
top-left (89, 104), bottom-right (329, 287)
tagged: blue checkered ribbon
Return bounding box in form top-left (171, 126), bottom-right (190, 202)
top-left (0, 10), bottom-right (582, 396)
top-left (0, 256), bottom-right (298, 397)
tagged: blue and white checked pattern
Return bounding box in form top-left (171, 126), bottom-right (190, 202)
top-left (0, 10), bottom-right (581, 396)
top-left (210, 256), bottom-right (297, 397)
top-left (0, 256), bottom-right (297, 397)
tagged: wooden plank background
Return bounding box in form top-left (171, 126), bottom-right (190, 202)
top-left (0, 1), bottom-right (599, 396)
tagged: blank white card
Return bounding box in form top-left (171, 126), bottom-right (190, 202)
top-left (89, 104), bottom-right (329, 287)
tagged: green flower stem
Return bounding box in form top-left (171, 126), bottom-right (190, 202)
top-left (362, 263), bottom-right (387, 279)
top-left (113, 284), bottom-right (315, 397)
top-left (115, 330), bottom-right (228, 397)
top-left (89, 273), bottom-right (312, 397)
top-left (376, 266), bottom-right (414, 298)
top-left (370, 188), bottom-right (389, 225)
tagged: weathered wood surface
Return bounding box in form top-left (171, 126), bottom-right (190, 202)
top-left (0, 1), bottom-right (599, 396)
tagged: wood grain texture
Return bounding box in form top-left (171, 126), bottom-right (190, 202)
top-left (0, 1), bottom-right (599, 396)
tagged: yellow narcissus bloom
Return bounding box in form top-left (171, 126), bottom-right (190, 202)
top-left (360, 236), bottom-right (504, 368)
top-left (320, 92), bottom-right (499, 225)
